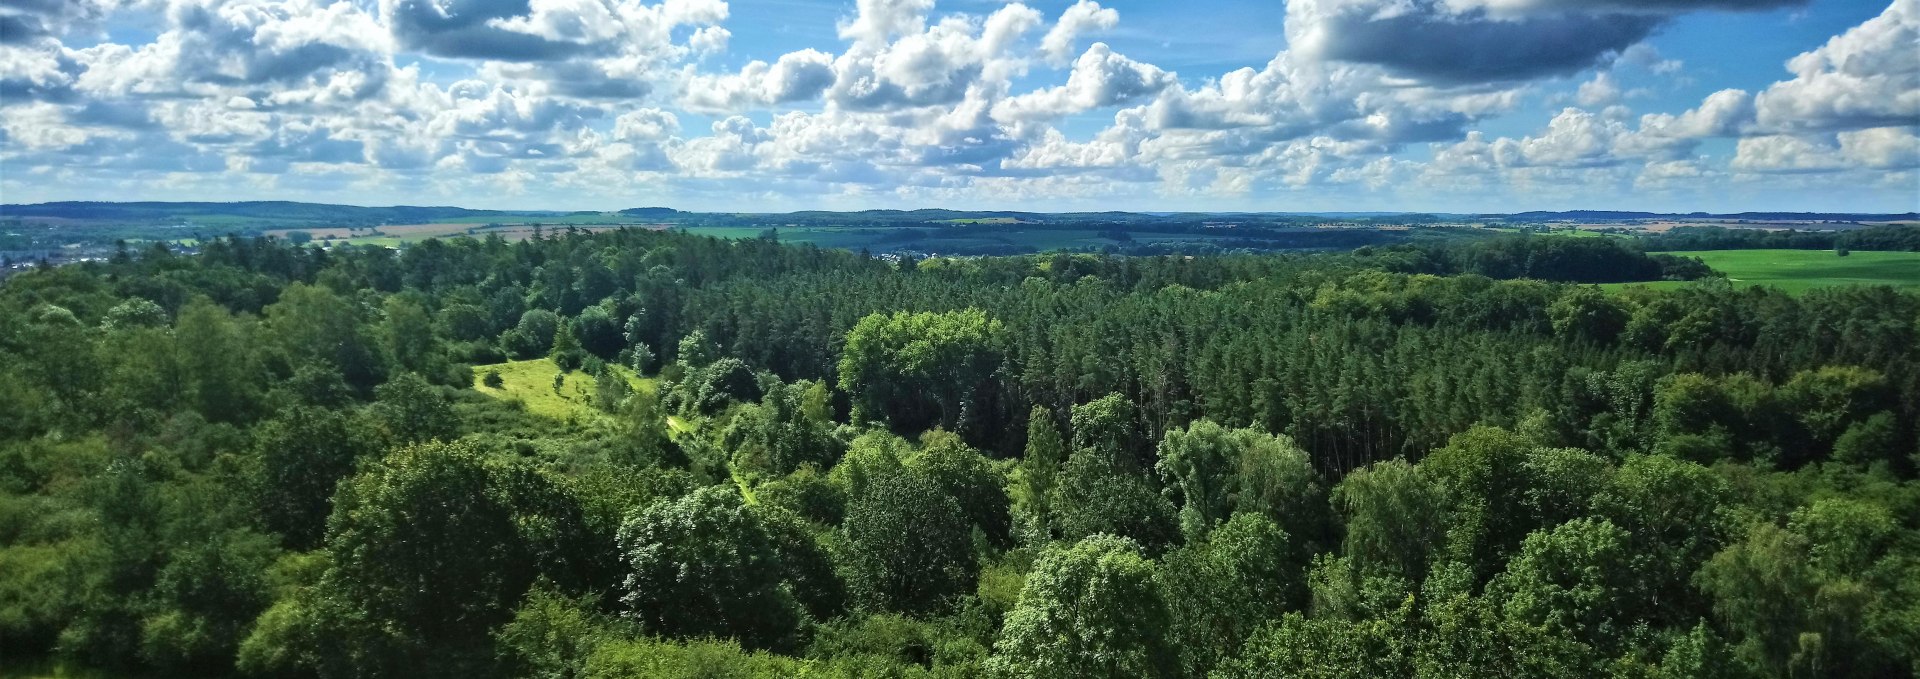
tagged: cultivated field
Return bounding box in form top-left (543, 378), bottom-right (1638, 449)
top-left (1607, 249), bottom-right (1920, 293)
top-left (269, 222), bottom-right (651, 247)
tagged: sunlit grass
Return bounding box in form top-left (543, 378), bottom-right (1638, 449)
top-left (471, 357), bottom-right (654, 422)
top-left (1604, 249), bottom-right (1920, 293)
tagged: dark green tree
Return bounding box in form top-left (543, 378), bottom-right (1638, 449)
top-left (989, 535), bottom-right (1176, 679)
top-left (842, 468), bottom-right (977, 616)
top-left (617, 486), bottom-right (802, 650)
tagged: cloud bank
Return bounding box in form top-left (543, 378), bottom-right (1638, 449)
top-left (0, 0), bottom-right (1913, 211)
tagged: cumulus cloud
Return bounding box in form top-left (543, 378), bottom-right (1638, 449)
top-left (837, 0), bottom-right (934, 46)
top-left (1576, 72), bottom-right (1623, 107)
top-left (1753, 0), bottom-right (1919, 132)
top-left (1286, 0), bottom-right (1663, 83)
top-left (0, 0), bottom-right (117, 40)
top-left (682, 49), bottom-right (834, 112)
top-left (826, 3), bottom-right (1040, 111)
top-left (0, 0), bottom-right (1912, 209)
top-left (1039, 0), bottom-right (1117, 66)
top-left (993, 43), bottom-right (1172, 122)
top-left (1286, 0), bottom-right (1813, 84)
top-left (1636, 89), bottom-right (1754, 139)
top-left (1442, 0), bottom-right (1805, 15)
top-left (1734, 127), bottom-right (1920, 173)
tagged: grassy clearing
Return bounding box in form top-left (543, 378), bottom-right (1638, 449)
top-left (471, 357), bottom-right (655, 422)
top-left (1605, 249), bottom-right (1920, 293)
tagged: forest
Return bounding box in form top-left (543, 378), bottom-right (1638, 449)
top-left (1, 228), bottom-right (1916, 678)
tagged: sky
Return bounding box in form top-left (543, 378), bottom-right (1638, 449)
top-left (0, 0), bottom-right (1916, 212)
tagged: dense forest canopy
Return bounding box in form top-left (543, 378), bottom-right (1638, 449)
top-left (1, 227), bottom-right (1916, 678)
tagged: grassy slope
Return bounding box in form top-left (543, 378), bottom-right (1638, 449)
top-left (470, 357), bottom-right (696, 434)
top-left (1605, 249), bottom-right (1920, 293)
top-left (471, 358), bottom-right (651, 421)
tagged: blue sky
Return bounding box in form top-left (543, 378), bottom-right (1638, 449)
top-left (1, 0), bottom-right (1915, 212)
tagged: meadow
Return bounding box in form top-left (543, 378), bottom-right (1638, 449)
top-left (471, 357), bottom-right (649, 422)
top-left (1605, 249), bottom-right (1920, 293)
top-left (469, 357), bottom-right (693, 434)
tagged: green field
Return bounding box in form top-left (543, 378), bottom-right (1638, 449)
top-left (471, 358), bottom-right (649, 421)
top-left (1607, 249), bottom-right (1920, 293)
top-left (470, 357), bottom-right (695, 434)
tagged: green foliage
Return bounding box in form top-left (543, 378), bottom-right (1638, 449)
top-left (571, 305), bottom-right (624, 359)
top-left (507, 309), bottom-right (562, 359)
top-left (839, 309), bottom-right (1004, 437)
top-left (1549, 286), bottom-right (1628, 344)
top-left (842, 467), bottom-right (978, 616)
top-left (1155, 419), bottom-right (1322, 544)
top-left (177, 298), bottom-right (264, 423)
top-left (1832, 412), bottom-right (1904, 468)
top-left (496, 585), bottom-right (627, 679)
top-left (383, 295), bottom-right (439, 376)
top-left (988, 535), bottom-right (1175, 679)
top-left (754, 505), bottom-right (848, 622)
top-left (1591, 454), bottom-right (1729, 627)
top-left (550, 321), bottom-right (586, 372)
top-left (2, 224), bottom-right (1917, 678)
top-left (1048, 450), bottom-right (1180, 554)
top-left (722, 380), bottom-right (843, 478)
top-left (1215, 609), bottom-right (1413, 679)
top-left (1068, 393), bottom-right (1138, 471)
top-left (267, 283), bottom-right (384, 392)
top-left (593, 363), bottom-right (631, 413)
top-left (1016, 407), bottom-right (1065, 537)
top-left (372, 372), bottom-right (458, 444)
top-left (758, 465), bottom-right (846, 526)
top-left (1487, 518), bottom-right (1636, 652)
top-left (291, 441), bottom-right (604, 675)
top-left (617, 486), bottom-right (803, 651)
top-left (100, 298), bottom-right (168, 331)
top-left (683, 357), bottom-right (763, 415)
top-left (1159, 513), bottom-right (1303, 677)
top-left (1695, 501), bottom-right (1918, 679)
top-left (582, 637), bottom-right (831, 679)
top-left (252, 405), bottom-right (379, 549)
top-left (909, 430), bottom-right (1012, 549)
top-left (807, 613), bottom-right (989, 677)
top-left (1333, 458), bottom-right (1446, 582)
top-left (1781, 366), bottom-right (1893, 450)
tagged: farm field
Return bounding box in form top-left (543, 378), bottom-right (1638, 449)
top-left (269, 222), bottom-right (650, 246)
top-left (677, 225), bottom-right (1265, 252)
top-left (1605, 249), bottom-right (1920, 293)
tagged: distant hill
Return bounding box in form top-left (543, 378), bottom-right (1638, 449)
top-left (1499, 210), bottom-right (1917, 222)
top-left (7, 201), bottom-right (1913, 227)
top-left (2, 201), bottom-right (523, 224)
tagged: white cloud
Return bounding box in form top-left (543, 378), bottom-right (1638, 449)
top-left (1039, 0), bottom-right (1117, 66)
top-left (992, 43), bottom-right (1172, 122)
top-left (1839, 126), bottom-right (1920, 170)
top-left (1576, 72), bottom-right (1622, 107)
top-left (1636, 89), bottom-right (1754, 139)
top-left (837, 0), bottom-right (935, 46)
top-left (0, 0), bottom-right (1912, 210)
top-left (1753, 0), bottom-right (1919, 133)
top-left (682, 49), bottom-right (835, 112)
